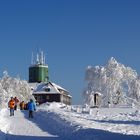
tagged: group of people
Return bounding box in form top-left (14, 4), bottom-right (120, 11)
top-left (8, 97), bottom-right (36, 118)
top-left (19, 101), bottom-right (28, 110)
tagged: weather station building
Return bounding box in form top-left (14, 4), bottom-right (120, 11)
top-left (29, 51), bottom-right (72, 105)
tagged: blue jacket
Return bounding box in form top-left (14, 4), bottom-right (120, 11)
top-left (28, 101), bottom-right (36, 111)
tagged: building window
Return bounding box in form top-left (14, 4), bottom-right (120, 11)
top-left (46, 95), bottom-right (49, 100)
top-left (45, 88), bottom-right (50, 92)
top-left (38, 95), bottom-right (42, 100)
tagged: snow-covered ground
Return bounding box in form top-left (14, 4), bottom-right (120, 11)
top-left (0, 102), bottom-right (140, 140)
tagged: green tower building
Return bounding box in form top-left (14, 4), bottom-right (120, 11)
top-left (29, 51), bottom-right (49, 83)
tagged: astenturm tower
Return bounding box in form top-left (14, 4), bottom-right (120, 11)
top-left (29, 51), bottom-right (49, 83)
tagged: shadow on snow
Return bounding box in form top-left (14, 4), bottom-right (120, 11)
top-left (93, 119), bottom-right (140, 125)
top-left (19, 110), bottom-right (140, 140)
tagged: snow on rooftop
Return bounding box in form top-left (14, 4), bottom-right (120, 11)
top-left (51, 82), bottom-right (69, 92)
top-left (32, 82), bottom-right (70, 96)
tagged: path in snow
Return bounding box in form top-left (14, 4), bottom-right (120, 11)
top-left (0, 107), bottom-right (140, 140)
top-left (0, 109), bottom-right (59, 140)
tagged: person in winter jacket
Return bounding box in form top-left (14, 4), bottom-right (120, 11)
top-left (8, 97), bottom-right (15, 116)
top-left (20, 101), bottom-right (25, 110)
top-left (27, 99), bottom-right (36, 118)
top-left (14, 97), bottom-right (19, 110)
top-left (24, 103), bottom-right (28, 110)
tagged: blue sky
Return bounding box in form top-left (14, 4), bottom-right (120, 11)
top-left (0, 0), bottom-right (140, 104)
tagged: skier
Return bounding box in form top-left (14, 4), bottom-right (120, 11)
top-left (27, 99), bottom-right (36, 118)
top-left (14, 97), bottom-right (19, 110)
top-left (8, 97), bottom-right (15, 116)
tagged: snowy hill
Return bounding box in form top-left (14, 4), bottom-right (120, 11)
top-left (0, 102), bottom-right (140, 140)
top-left (83, 57), bottom-right (140, 108)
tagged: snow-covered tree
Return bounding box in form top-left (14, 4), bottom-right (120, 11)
top-left (83, 57), bottom-right (140, 108)
top-left (0, 71), bottom-right (34, 108)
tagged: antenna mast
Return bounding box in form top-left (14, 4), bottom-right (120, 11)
top-left (31, 52), bottom-right (34, 65)
top-left (36, 53), bottom-right (39, 64)
top-left (44, 54), bottom-right (46, 65)
top-left (40, 51), bottom-right (44, 65)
